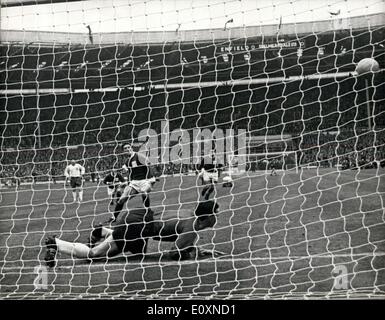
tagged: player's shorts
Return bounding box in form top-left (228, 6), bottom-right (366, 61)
top-left (107, 187), bottom-right (115, 196)
top-left (112, 208), bottom-right (154, 254)
top-left (124, 179), bottom-right (153, 195)
top-left (202, 171), bottom-right (219, 183)
top-left (70, 177), bottom-right (82, 188)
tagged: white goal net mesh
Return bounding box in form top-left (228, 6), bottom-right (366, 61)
top-left (0, 0), bottom-right (384, 299)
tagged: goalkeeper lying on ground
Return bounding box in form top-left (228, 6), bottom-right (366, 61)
top-left (44, 200), bottom-right (223, 267)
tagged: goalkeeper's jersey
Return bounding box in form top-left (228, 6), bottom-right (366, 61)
top-left (113, 207), bottom-right (213, 259)
top-left (112, 208), bottom-right (154, 253)
top-left (150, 210), bottom-right (198, 257)
top-left (114, 208), bottom-right (194, 247)
top-left (116, 208), bottom-right (154, 225)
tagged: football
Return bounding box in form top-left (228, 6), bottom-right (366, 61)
top-left (355, 58), bottom-right (380, 75)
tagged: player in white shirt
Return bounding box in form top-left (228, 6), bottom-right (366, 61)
top-left (64, 160), bottom-right (85, 202)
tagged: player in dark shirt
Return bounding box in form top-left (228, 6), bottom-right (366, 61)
top-left (111, 143), bottom-right (157, 222)
top-left (44, 200), bottom-right (223, 267)
top-left (103, 169), bottom-right (126, 205)
top-left (269, 158), bottom-right (279, 176)
top-left (198, 152), bottom-right (221, 200)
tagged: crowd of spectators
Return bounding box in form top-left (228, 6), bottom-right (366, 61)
top-left (0, 144), bottom-right (205, 186)
top-left (296, 130), bottom-right (385, 169)
top-left (1, 80), bottom-right (384, 186)
top-left (1, 128), bottom-right (384, 187)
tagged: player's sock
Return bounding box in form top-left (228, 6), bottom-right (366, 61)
top-left (113, 201), bottom-right (124, 219)
top-left (72, 192), bottom-right (77, 202)
top-left (79, 191), bottom-right (83, 201)
top-left (55, 238), bottom-right (90, 258)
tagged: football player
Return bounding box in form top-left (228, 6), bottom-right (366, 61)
top-left (103, 169), bottom-right (125, 206)
top-left (111, 143), bottom-right (157, 222)
top-left (198, 151), bottom-right (221, 200)
top-left (44, 200), bottom-right (224, 267)
top-left (64, 160), bottom-right (85, 202)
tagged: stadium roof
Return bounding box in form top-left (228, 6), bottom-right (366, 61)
top-left (2, 0), bottom-right (384, 33)
top-left (0, 0), bottom-right (80, 7)
top-left (2, 13), bottom-right (384, 45)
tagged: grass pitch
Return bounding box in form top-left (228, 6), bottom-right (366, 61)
top-left (1, 168), bottom-right (384, 299)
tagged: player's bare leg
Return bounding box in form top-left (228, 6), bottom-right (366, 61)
top-left (78, 188), bottom-right (83, 202)
top-left (72, 190), bottom-right (77, 202)
top-left (113, 186), bottom-right (123, 206)
top-left (112, 198), bottom-right (126, 221)
top-left (107, 188), bottom-right (115, 206)
top-left (110, 189), bottom-right (116, 205)
top-left (111, 185), bottom-right (138, 221)
top-left (202, 180), bottom-right (214, 200)
top-left (70, 185), bottom-right (77, 202)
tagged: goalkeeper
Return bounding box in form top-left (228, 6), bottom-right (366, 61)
top-left (44, 200), bottom-right (223, 267)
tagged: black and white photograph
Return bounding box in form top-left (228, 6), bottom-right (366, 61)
top-left (0, 0), bottom-right (384, 309)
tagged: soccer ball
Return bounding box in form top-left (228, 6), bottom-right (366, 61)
top-left (355, 58), bottom-right (380, 75)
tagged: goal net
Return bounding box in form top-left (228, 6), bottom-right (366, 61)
top-left (0, 0), bottom-right (384, 300)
